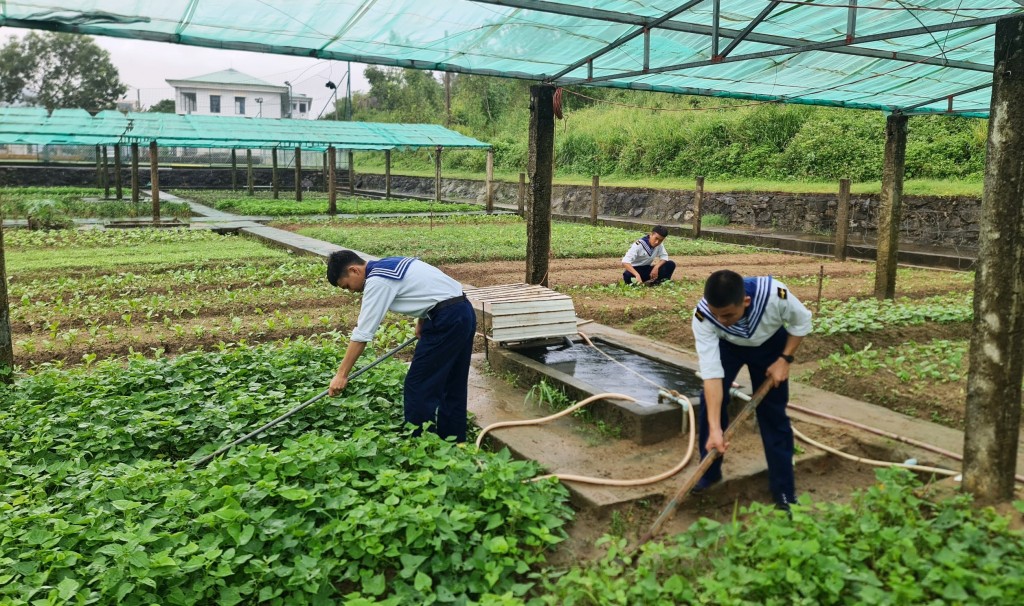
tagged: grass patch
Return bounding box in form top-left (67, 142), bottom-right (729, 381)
top-left (291, 216), bottom-right (749, 264)
top-left (173, 189), bottom-right (475, 216)
top-left (4, 228), bottom-right (288, 273)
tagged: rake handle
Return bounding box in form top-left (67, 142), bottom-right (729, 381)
top-left (638, 380), bottom-right (775, 544)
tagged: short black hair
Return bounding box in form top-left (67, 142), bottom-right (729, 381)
top-left (326, 250), bottom-right (365, 286)
top-left (651, 225), bottom-right (668, 237)
top-left (704, 270), bottom-right (745, 307)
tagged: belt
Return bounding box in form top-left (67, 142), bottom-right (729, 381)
top-left (428, 293), bottom-right (468, 316)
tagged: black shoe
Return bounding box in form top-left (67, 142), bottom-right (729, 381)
top-left (691, 475), bottom-right (721, 495)
top-left (775, 495), bottom-right (795, 517)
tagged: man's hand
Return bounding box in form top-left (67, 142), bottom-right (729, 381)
top-left (766, 357), bottom-right (791, 387)
top-left (705, 427), bottom-right (729, 454)
top-left (328, 373), bottom-right (348, 397)
top-left (416, 318), bottom-right (423, 338)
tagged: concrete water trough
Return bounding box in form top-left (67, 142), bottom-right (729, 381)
top-left (485, 332), bottom-right (709, 446)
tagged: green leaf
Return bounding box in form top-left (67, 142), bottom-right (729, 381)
top-left (56, 577), bottom-right (80, 600)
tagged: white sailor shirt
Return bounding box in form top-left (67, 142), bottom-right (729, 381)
top-left (691, 276), bottom-right (813, 380)
top-left (621, 235), bottom-right (669, 267)
top-left (351, 257), bottom-right (463, 343)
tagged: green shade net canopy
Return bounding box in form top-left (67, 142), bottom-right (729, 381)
top-left (2, 0), bottom-right (1021, 117)
top-left (0, 107), bottom-right (491, 150)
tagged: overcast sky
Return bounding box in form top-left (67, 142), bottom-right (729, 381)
top-left (1, 30), bottom-right (370, 114)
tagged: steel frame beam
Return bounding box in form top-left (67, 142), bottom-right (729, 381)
top-left (717, 1), bottom-right (780, 60)
top-left (898, 83), bottom-right (992, 111)
top-left (473, 1), bottom-right (998, 75)
top-left (549, 0), bottom-right (707, 80)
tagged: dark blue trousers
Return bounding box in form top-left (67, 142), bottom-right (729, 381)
top-left (623, 260), bottom-right (677, 284)
top-left (697, 327), bottom-right (796, 505)
top-left (403, 299), bottom-right (477, 442)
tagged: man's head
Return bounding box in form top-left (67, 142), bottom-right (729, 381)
top-left (649, 225), bottom-right (668, 247)
top-left (327, 250), bottom-right (367, 292)
top-left (704, 269), bottom-right (750, 326)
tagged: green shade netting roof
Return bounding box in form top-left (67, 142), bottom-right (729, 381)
top-left (2, 1), bottom-right (1021, 118)
top-left (0, 107), bottom-right (490, 149)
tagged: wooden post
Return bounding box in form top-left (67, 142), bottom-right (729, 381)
top-left (328, 145), bottom-right (337, 214)
top-left (246, 149), bottom-right (254, 196)
top-left (486, 148), bottom-right (494, 214)
top-left (322, 151), bottom-right (328, 192)
top-left (348, 150), bottom-right (355, 195)
top-left (385, 150), bottom-right (392, 199)
top-left (294, 146), bottom-right (302, 202)
top-left (518, 172), bottom-right (526, 215)
top-left (101, 146), bottom-right (110, 199)
top-left (231, 149), bottom-right (238, 192)
top-left (114, 145), bottom-right (123, 200)
top-left (434, 146), bottom-right (442, 203)
top-left (835, 178), bottom-right (851, 261)
top-left (590, 175), bottom-right (599, 225)
top-left (271, 148), bottom-right (279, 199)
top-left (526, 85), bottom-right (555, 287)
top-left (693, 176), bottom-right (705, 238)
top-left (963, 14), bottom-right (1024, 503)
top-left (874, 113), bottom-right (908, 300)
top-left (94, 145), bottom-right (103, 188)
top-left (0, 219), bottom-right (12, 383)
top-left (149, 140), bottom-right (160, 222)
top-left (131, 142), bottom-right (140, 205)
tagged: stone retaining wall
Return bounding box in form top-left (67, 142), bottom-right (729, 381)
top-left (0, 165), bottom-right (328, 190)
top-left (355, 173), bottom-right (981, 249)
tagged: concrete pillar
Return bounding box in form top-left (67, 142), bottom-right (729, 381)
top-left (114, 145), bottom-right (123, 201)
top-left (385, 150), bottom-right (392, 199)
top-left (131, 143), bottom-right (140, 205)
top-left (272, 148), bottom-right (279, 199)
top-left (835, 178), bottom-right (851, 261)
top-left (486, 148), bottom-right (494, 214)
top-left (963, 14), bottom-right (1024, 503)
top-left (149, 140), bottom-right (160, 222)
top-left (518, 172), bottom-right (526, 215)
top-left (874, 113), bottom-right (908, 299)
top-left (246, 149), bottom-right (254, 196)
top-left (231, 149), bottom-right (238, 192)
top-left (294, 147), bottom-right (302, 202)
top-left (591, 175), bottom-right (599, 225)
top-left (693, 176), bottom-right (705, 238)
top-left (328, 146), bottom-right (337, 214)
top-left (526, 85), bottom-right (555, 286)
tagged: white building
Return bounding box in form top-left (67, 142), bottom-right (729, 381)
top-left (165, 68), bottom-right (311, 119)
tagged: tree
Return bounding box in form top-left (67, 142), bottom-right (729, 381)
top-left (0, 221), bottom-right (11, 384)
top-left (0, 32), bottom-right (126, 111)
top-left (362, 66), bottom-right (443, 123)
top-left (148, 99), bottom-right (176, 113)
top-left (0, 37), bottom-right (34, 105)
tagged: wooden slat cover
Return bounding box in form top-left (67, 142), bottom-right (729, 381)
top-left (467, 283), bottom-right (578, 343)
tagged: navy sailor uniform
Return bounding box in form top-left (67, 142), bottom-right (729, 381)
top-left (621, 235), bottom-right (676, 284)
top-left (352, 256), bottom-right (477, 442)
top-left (691, 276), bottom-right (813, 506)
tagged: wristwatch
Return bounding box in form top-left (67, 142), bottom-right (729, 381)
top-left (780, 354), bottom-right (795, 364)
